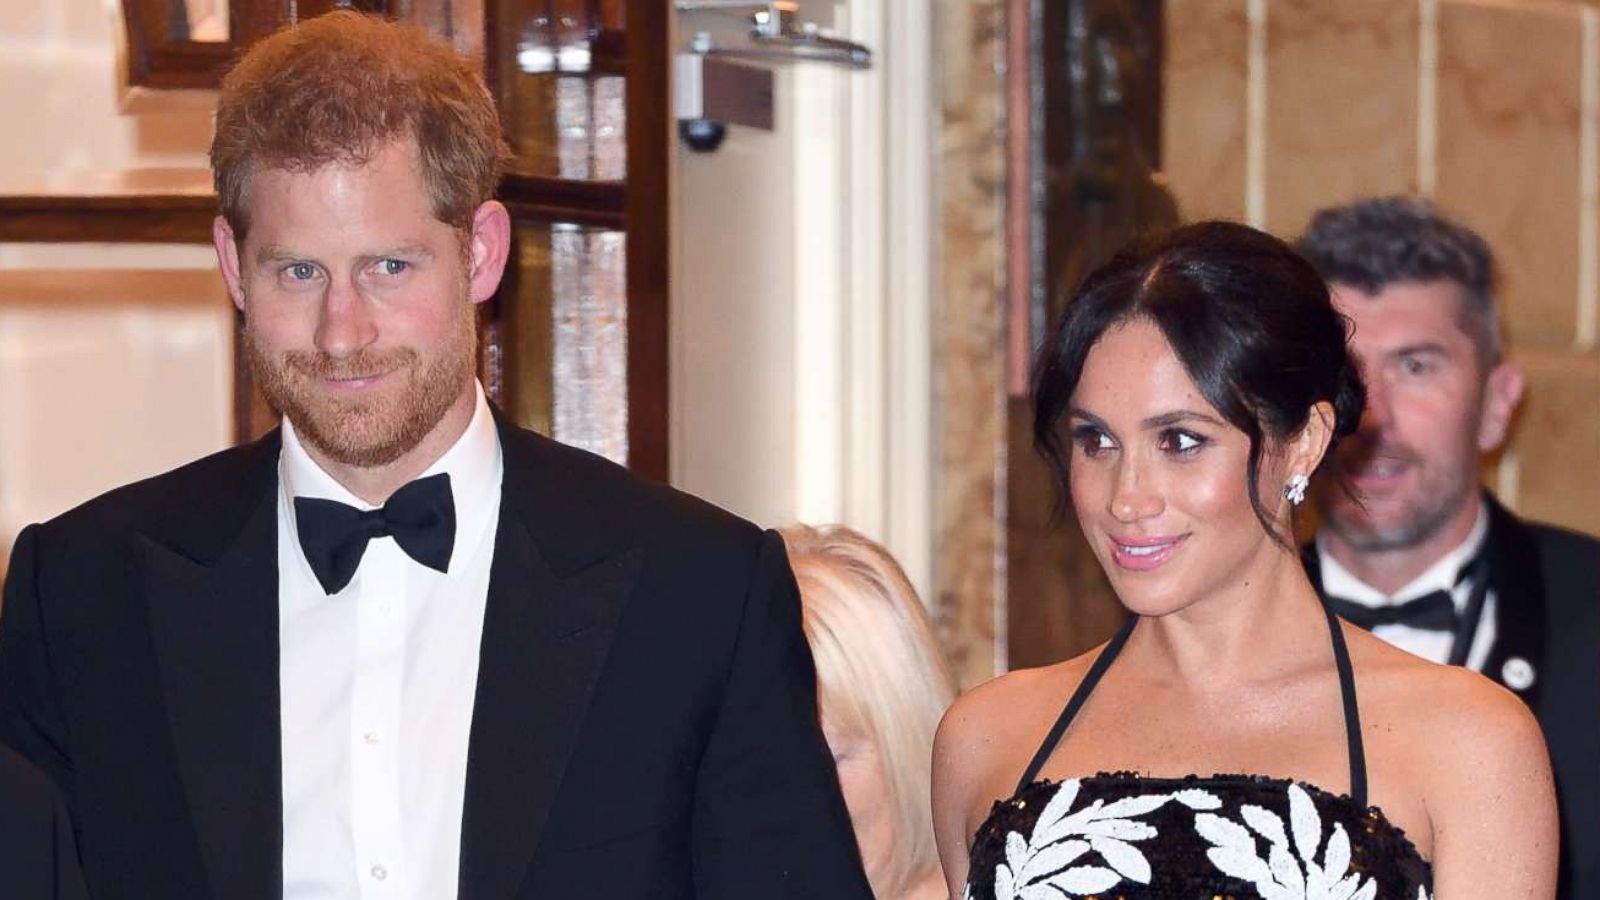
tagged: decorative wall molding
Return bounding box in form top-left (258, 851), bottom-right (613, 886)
top-left (787, 0), bottom-right (935, 601)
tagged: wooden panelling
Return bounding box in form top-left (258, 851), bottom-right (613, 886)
top-left (621, 0), bottom-right (669, 481)
top-left (0, 269), bottom-right (224, 307)
top-left (0, 169), bottom-right (216, 243)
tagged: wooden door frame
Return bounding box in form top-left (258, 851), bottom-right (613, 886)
top-left (623, 0), bottom-right (672, 481)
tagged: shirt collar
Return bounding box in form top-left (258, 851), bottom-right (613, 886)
top-left (1316, 498), bottom-right (1489, 608)
top-left (280, 381), bottom-right (503, 569)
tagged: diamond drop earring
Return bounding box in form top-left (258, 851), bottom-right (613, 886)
top-left (1284, 473), bottom-right (1309, 506)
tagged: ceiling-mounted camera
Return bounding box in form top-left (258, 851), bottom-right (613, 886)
top-left (678, 119), bottom-right (729, 154)
top-left (673, 2), bottom-right (872, 154)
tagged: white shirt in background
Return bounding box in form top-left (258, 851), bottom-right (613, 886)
top-left (1317, 499), bottom-right (1495, 670)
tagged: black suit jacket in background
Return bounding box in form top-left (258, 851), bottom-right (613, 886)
top-left (1305, 494), bottom-right (1600, 900)
top-left (0, 416), bottom-right (873, 900)
top-left (0, 744), bottom-right (88, 900)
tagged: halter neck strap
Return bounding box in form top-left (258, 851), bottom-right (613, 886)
top-left (1013, 607), bottom-right (1369, 807)
top-left (1014, 615), bottom-right (1135, 793)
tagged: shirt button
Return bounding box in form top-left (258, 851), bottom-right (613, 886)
top-left (363, 731), bottom-right (380, 745)
top-left (370, 864), bottom-right (388, 881)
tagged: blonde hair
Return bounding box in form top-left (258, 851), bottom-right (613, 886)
top-left (781, 524), bottom-right (957, 897)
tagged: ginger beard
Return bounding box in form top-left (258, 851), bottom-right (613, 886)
top-left (246, 282), bottom-right (477, 468)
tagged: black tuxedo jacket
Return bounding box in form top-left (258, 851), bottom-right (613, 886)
top-left (0, 744), bottom-right (88, 900)
top-left (1305, 495), bottom-right (1600, 900)
top-left (0, 418), bottom-right (873, 900)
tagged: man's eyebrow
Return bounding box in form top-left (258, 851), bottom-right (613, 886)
top-left (254, 245), bottom-right (301, 265)
top-left (251, 244), bottom-right (438, 265)
top-left (372, 243), bottom-right (435, 260)
top-left (1388, 342), bottom-right (1452, 358)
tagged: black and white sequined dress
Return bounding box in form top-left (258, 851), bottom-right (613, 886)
top-left (963, 610), bottom-right (1434, 900)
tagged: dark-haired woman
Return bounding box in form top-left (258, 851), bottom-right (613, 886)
top-left (933, 222), bottom-right (1555, 899)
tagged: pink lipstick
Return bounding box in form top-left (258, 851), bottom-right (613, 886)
top-left (1108, 533), bottom-right (1187, 571)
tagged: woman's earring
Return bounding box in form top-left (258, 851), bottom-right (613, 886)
top-left (1284, 473), bottom-right (1309, 506)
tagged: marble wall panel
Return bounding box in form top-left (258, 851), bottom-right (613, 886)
top-left (1435, 0), bottom-right (1584, 347)
top-left (0, 1), bottom-right (47, 37)
top-left (0, 0), bottom-right (212, 178)
top-left (1164, 0), bottom-right (1250, 221)
top-left (1264, 0), bottom-right (1420, 235)
top-left (0, 271), bottom-right (233, 574)
top-left (933, 0), bottom-right (1007, 687)
top-left (1499, 348), bottom-right (1600, 536)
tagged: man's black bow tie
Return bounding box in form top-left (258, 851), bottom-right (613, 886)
top-left (1325, 590), bottom-right (1457, 633)
top-left (294, 473), bottom-right (456, 595)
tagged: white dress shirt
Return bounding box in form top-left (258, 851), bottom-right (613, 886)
top-left (1317, 499), bottom-right (1495, 670)
top-left (277, 384), bottom-right (503, 900)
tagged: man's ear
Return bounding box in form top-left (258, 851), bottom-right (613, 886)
top-left (466, 200), bottom-right (512, 305)
top-left (213, 216), bottom-right (246, 313)
top-left (1478, 359), bottom-right (1525, 452)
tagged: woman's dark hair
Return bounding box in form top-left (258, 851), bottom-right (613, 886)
top-left (1033, 220), bottom-right (1366, 541)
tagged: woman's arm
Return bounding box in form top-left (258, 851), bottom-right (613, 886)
top-left (931, 695), bottom-right (980, 898)
top-left (931, 670), bottom-right (1042, 899)
top-left (1427, 674), bottom-right (1558, 899)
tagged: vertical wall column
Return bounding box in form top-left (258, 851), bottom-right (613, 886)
top-left (932, 0), bottom-right (1010, 685)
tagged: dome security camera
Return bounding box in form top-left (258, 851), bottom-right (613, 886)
top-left (678, 119), bottom-right (728, 153)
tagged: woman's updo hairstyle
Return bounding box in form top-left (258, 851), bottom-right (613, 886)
top-left (1033, 220), bottom-right (1366, 540)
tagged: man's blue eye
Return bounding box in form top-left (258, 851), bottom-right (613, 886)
top-left (380, 259), bottom-right (408, 276)
top-left (288, 263), bottom-right (317, 280)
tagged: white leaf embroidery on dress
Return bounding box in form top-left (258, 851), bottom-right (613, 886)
top-left (1194, 783), bottom-right (1385, 900)
top-left (986, 780), bottom-right (1220, 900)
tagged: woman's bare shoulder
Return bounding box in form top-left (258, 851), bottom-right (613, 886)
top-left (939, 652), bottom-right (1098, 742)
top-left (933, 649), bottom-right (1100, 784)
top-left (932, 647), bottom-right (1106, 868)
top-left (1345, 630), bottom-right (1559, 894)
top-left (1346, 625), bottom-right (1547, 775)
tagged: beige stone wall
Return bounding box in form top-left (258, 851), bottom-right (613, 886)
top-left (0, 0), bottom-right (228, 567)
top-left (1165, 0), bottom-right (1600, 538)
top-left (0, 0), bottom-right (212, 194)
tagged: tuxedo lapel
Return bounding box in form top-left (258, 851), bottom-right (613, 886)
top-left (138, 437), bottom-right (284, 900)
top-left (1481, 495), bottom-right (1547, 708)
top-left (458, 423), bottom-right (642, 900)
top-left (1309, 495), bottom-right (1550, 706)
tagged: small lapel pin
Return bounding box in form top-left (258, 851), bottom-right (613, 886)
top-left (1501, 656), bottom-right (1537, 691)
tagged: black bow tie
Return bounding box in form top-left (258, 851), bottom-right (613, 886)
top-left (1325, 590), bottom-right (1458, 632)
top-left (294, 473), bottom-right (456, 595)
top-left (1323, 549), bottom-right (1487, 635)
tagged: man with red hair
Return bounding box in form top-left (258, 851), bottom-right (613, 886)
top-left (0, 12), bottom-right (871, 899)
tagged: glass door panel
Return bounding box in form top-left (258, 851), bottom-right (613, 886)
top-left (488, 220), bottom-right (628, 466)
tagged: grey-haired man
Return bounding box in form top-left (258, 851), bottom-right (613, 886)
top-left (1298, 196), bottom-right (1600, 900)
